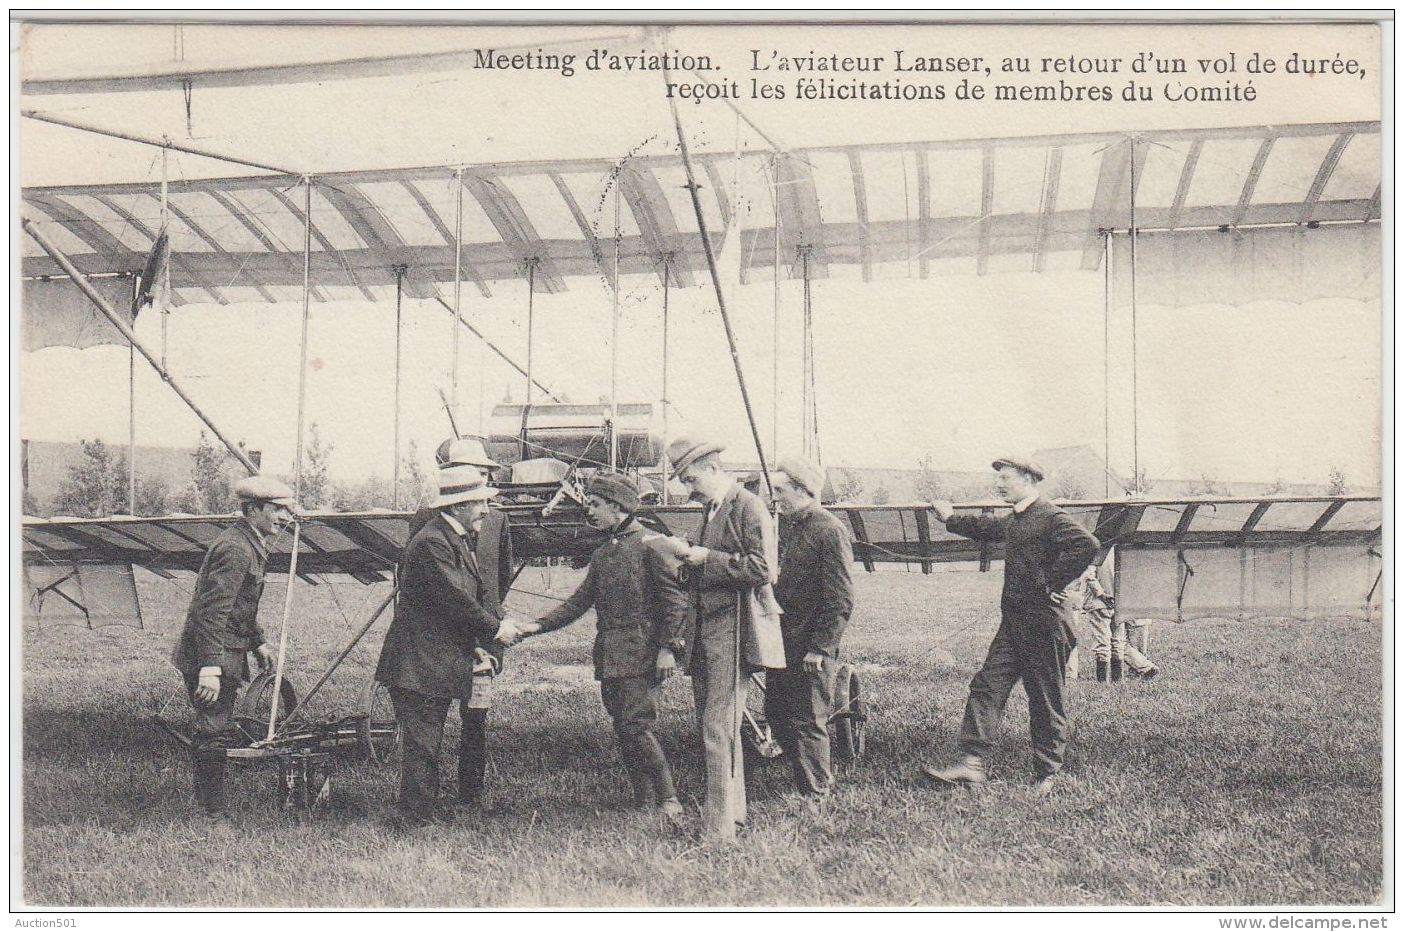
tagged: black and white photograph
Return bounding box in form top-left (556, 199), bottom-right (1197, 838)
top-left (12, 14), bottom-right (1388, 915)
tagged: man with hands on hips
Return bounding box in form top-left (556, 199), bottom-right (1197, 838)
top-left (516, 473), bottom-right (690, 825)
top-left (374, 466), bottom-right (536, 828)
top-left (922, 456), bottom-right (1098, 795)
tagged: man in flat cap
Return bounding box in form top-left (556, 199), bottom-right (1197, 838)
top-left (376, 466), bottom-right (528, 828)
top-left (524, 473), bottom-right (690, 824)
top-left (402, 436), bottom-right (513, 808)
top-left (770, 456), bottom-right (855, 802)
top-left (667, 436), bottom-right (771, 842)
top-left (923, 456), bottom-right (1099, 794)
top-left (171, 475), bottom-right (296, 815)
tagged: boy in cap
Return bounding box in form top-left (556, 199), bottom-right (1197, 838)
top-left (525, 473), bottom-right (690, 823)
top-left (667, 436), bottom-right (771, 842)
top-left (171, 475), bottom-right (296, 815)
top-left (770, 455), bottom-right (855, 801)
top-left (376, 467), bottom-right (528, 827)
top-left (923, 456), bottom-right (1099, 794)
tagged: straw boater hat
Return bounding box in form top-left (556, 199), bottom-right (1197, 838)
top-left (434, 465), bottom-right (500, 508)
top-left (776, 455), bottom-right (826, 499)
top-left (991, 456), bottom-right (1045, 483)
top-left (666, 436), bottom-right (726, 474)
top-left (435, 436), bottom-right (501, 470)
top-left (234, 475), bottom-right (297, 509)
top-left (586, 473), bottom-right (641, 513)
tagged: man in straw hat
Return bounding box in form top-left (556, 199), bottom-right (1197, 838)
top-left (405, 435), bottom-right (513, 808)
top-left (770, 455), bottom-right (855, 803)
top-left (376, 465), bottom-right (532, 828)
top-left (922, 456), bottom-right (1099, 795)
top-left (524, 473), bottom-right (690, 825)
top-left (171, 474), bottom-right (296, 816)
top-left (666, 436), bottom-right (771, 842)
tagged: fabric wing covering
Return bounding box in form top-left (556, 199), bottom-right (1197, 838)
top-left (20, 121), bottom-right (1380, 351)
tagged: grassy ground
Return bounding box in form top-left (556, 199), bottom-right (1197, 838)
top-left (21, 565), bottom-right (1384, 907)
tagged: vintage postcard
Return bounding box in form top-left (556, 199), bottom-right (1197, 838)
top-left (12, 14), bottom-right (1387, 918)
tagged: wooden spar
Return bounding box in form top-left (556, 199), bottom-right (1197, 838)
top-left (20, 109), bottom-right (302, 176)
top-left (1103, 231), bottom-right (1112, 497)
top-left (661, 255), bottom-right (671, 504)
top-left (268, 175), bottom-right (316, 743)
top-left (128, 276), bottom-right (138, 514)
top-left (431, 295), bottom-right (559, 402)
top-left (525, 258), bottom-right (537, 411)
top-left (1129, 135), bottom-right (1140, 486)
top-left (278, 588), bottom-right (396, 732)
top-left (266, 520), bottom-right (301, 741)
top-left (22, 217), bottom-right (258, 474)
top-left (661, 67), bottom-right (773, 500)
top-left (293, 177), bottom-right (312, 505)
top-left (771, 156), bottom-right (781, 464)
top-left (610, 178), bottom-right (621, 470)
top-left (393, 265), bottom-right (404, 509)
top-left (160, 147), bottom-right (169, 370)
top-left (452, 168), bottom-right (464, 418)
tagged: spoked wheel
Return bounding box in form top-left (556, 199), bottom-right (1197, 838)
top-left (232, 671), bottom-right (298, 745)
top-left (741, 672), bottom-right (784, 760)
top-left (356, 675), bottom-right (400, 763)
top-left (829, 663), bottom-right (867, 762)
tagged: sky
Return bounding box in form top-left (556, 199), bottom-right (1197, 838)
top-left (15, 19), bottom-right (1385, 490)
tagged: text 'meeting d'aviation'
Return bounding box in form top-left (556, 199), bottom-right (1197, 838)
top-left (473, 48), bottom-right (712, 77)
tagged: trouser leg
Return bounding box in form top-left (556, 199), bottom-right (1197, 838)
top-left (956, 625), bottom-right (1023, 760)
top-left (389, 687), bottom-right (450, 820)
top-left (604, 677), bottom-right (677, 804)
top-left (770, 663), bottom-right (834, 796)
top-left (457, 706), bottom-right (488, 803)
top-left (1126, 620), bottom-right (1152, 656)
top-left (1088, 611), bottom-right (1111, 663)
top-left (1123, 642), bottom-right (1156, 675)
top-left (763, 670), bottom-right (796, 758)
top-left (185, 674), bottom-right (239, 812)
top-left (691, 614), bottom-right (746, 840)
top-left (1020, 625), bottom-right (1071, 778)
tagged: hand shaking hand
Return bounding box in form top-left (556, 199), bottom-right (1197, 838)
top-left (496, 617), bottom-right (541, 646)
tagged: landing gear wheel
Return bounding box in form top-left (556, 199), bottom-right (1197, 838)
top-left (233, 671), bottom-right (298, 745)
top-left (356, 676), bottom-right (400, 763)
top-left (829, 664), bottom-right (867, 762)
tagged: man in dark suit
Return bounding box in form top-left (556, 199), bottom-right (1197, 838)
top-left (667, 436), bottom-right (772, 842)
top-left (376, 465), bottom-right (526, 827)
top-left (770, 456), bottom-right (855, 801)
top-left (406, 436), bottom-right (513, 807)
top-left (171, 475), bottom-right (295, 815)
top-left (923, 456), bottom-right (1099, 794)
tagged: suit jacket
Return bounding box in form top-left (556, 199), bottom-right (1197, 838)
top-left (171, 518), bottom-right (268, 681)
top-left (945, 496), bottom-right (1099, 642)
top-left (376, 513), bottom-right (504, 699)
top-left (408, 504), bottom-right (514, 668)
top-left (535, 521), bottom-right (690, 680)
top-left (775, 505), bottom-right (855, 665)
top-left (684, 484), bottom-right (771, 675)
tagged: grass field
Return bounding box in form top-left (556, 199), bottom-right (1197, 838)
top-left (20, 565), bottom-right (1384, 908)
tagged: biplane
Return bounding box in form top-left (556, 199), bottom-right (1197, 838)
top-left (18, 25), bottom-right (1384, 777)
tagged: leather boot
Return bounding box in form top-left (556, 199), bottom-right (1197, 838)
top-left (1110, 657), bottom-right (1124, 683)
top-left (922, 755), bottom-right (987, 787)
top-left (194, 748), bottom-right (228, 814)
top-left (1095, 659), bottom-right (1109, 683)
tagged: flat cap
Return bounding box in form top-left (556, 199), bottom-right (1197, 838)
top-left (586, 473), bottom-right (641, 513)
top-left (991, 456), bottom-right (1045, 482)
top-left (234, 475), bottom-right (297, 508)
top-left (777, 455), bottom-right (826, 499)
top-left (666, 436), bottom-right (726, 474)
